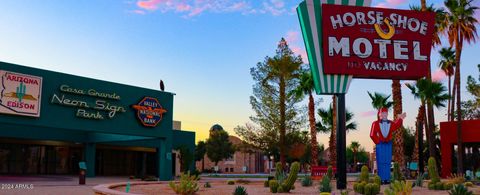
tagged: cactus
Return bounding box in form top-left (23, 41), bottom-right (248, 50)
top-left (372, 183), bottom-right (380, 194)
top-left (263, 180), bottom-right (269, 187)
top-left (428, 157), bottom-right (440, 183)
top-left (435, 182), bottom-right (444, 190)
top-left (269, 180), bottom-right (279, 193)
top-left (393, 162), bottom-right (404, 181)
top-left (364, 183), bottom-right (373, 195)
top-left (327, 165), bottom-right (333, 179)
top-left (464, 182), bottom-right (473, 187)
top-left (319, 175), bottom-right (332, 193)
top-left (277, 185), bottom-right (285, 193)
top-left (281, 162), bottom-right (300, 192)
top-left (360, 165), bottom-right (369, 183)
top-left (16, 82), bottom-right (26, 102)
top-left (373, 175), bottom-right (381, 186)
top-left (444, 182), bottom-right (454, 190)
top-left (275, 162), bottom-right (283, 179)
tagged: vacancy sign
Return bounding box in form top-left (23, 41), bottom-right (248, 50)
top-left (321, 4), bottom-right (435, 79)
top-left (0, 70), bottom-right (42, 117)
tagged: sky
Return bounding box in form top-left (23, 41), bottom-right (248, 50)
top-left (0, 0), bottom-right (479, 152)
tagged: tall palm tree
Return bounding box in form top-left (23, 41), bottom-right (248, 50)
top-left (368, 92), bottom-right (394, 116)
top-left (316, 105), bottom-right (357, 165)
top-left (331, 96), bottom-right (337, 166)
top-left (293, 72), bottom-right (319, 166)
top-left (411, 4), bottom-right (447, 165)
top-left (391, 81), bottom-right (406, 169)
top-left (438, 47), bottom-right (456, 121)
top-left (263, 38), bottom-right (303, 168)
top-left (349, 141), bottom-right (360, 172)
top-left (407, 79), bottom-right (450, 159)
top-left (444, 0), bottom-right (479, 173)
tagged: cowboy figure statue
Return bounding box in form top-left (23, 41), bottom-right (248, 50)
top-left (370, 107), bottom-right (406, 184)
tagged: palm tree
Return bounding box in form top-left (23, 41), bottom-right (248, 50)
top-left (316, 105), bottom-right (357, 165)
top-left (368, 92), bottom-right (394, 112)
top-left (293, 72), bottom-right (319, 166)
top-left (349, 141), bottom-right (360, 172)
top-left (406, 79), bottom-right (450, 159)
top-left (444, 0), bottom-right (479, 173)
top-left (411, 4), bottom-right (447, 165)
top-left (391, 81), bottom-right (406, 169)
top-left (438, 47), bottom-right (456, 121)
top-left (263, 38), bottom-right (303, 168)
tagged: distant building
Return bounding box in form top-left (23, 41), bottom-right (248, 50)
top-left (196, 124), bottom-right (267, 173)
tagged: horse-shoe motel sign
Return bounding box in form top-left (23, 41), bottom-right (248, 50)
top-left (296, 0), bottom-right (435, 189)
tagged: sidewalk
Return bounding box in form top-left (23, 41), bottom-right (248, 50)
top-left (0, 175), bottom-right (133, 195)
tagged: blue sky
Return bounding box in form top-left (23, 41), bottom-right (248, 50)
top-left (0, 0), bottom-right (478, 151)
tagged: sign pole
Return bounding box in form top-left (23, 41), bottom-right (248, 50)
top-left (336, 94), bottom-right (347, 189)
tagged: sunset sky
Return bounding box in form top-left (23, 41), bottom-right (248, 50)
top-left (0, 0), bottom-right (479, 151)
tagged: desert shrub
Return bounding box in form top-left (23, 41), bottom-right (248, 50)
top-left (449, 184), bottom-right (473, 195)
top-left (236, 179), bottom-right (250, 184)
top-left (263, 180), bottom-right (269, 187)
top-left (327, 165), bottom-right (334, 179)
top-left (384, 180), bottom-right (412, 195)
top-left (393, 162), bottom-right (404, 181)
top-left (373, 175), bottom-right (381, 186)
top-left (233, 186), bottom-right (248, 195)
top-left (464, 182), bottom-right (473, 187)
top-left (414, 173), bottom-right (423, 187)
top-left (169, 172), bottom-right (199, 195)
top-left (227, 180), bottom-right (235, 185)
top-left (204, 182), bottom-right (211, 188)
top-left (449, 173), bottom-right (466, 184)
top-left (302, 175), bottom-right (313, 186)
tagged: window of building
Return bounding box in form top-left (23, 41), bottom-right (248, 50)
top-left (225, 167), bottom-right (229, 172)
top-left (230, 167), bottom-right (234, 172)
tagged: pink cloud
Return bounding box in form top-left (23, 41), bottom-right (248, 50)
top-left (137, 0), bottom-right (164, 10)
top-left (131, 10), bottom-right (146, 14)
top-left (230, 2), bottom-right (247, 11)
top-left (374, 2), bottom-right (391, 8)
top-left (386, 0), bottom-right (406, 6)
top-left (360, 110), bottom-right (377, 117)
top-left (291, 45), bottom-right (308, 63)
top-left (176, 3), bottom-right (191, 12)
top-left (188, 7), bottom-right (206, 17)
top-left (432, 69), bottom-right (447, 82)
top-left (271, 0), bottom-right (285, 9)
top-left (285, 31), bottom-right (299, 43)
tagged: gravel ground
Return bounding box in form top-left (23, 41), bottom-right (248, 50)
top-left (115, 180), bottom-right (480, 195)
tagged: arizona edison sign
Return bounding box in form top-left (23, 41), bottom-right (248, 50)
top-left (322, 4), bottom-right (435, 79)
top-left (0, 70), bottom-right (42, 117)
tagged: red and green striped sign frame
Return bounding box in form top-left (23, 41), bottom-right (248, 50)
top-left (297, 0), bottom-right (372, 94)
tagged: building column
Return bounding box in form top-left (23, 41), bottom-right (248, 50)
top-left (157, 139), bottom-right (172, 181)
top-left (85, 143), bottom-right (96, 177)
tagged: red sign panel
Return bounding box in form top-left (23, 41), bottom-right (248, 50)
top-left (321, 4), bottom-right (435, 79)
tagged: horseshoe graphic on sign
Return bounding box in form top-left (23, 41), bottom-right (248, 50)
top-left (374, 18), bottom-right (395, 40)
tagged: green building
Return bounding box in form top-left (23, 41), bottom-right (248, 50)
top-left (0, 61), bottom-right (195, 180)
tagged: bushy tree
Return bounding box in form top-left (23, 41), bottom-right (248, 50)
top-left (194, 141), bottom-right (206, 171)
top-left (206, 129), bottom-right (235, 166)
top-left (235, 38), bottom-right (305, 168)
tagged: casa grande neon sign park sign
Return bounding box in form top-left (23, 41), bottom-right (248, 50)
top-left (322, 4), bottom-right (435, 79)
top-left (0, 70), bottom-right (42, 117)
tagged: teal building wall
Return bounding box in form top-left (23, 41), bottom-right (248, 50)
top-left (0, 61), bottom-right (195, 180)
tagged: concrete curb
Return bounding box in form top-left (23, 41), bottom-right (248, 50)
top-left (92, 181), bottom-right (170, 195)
